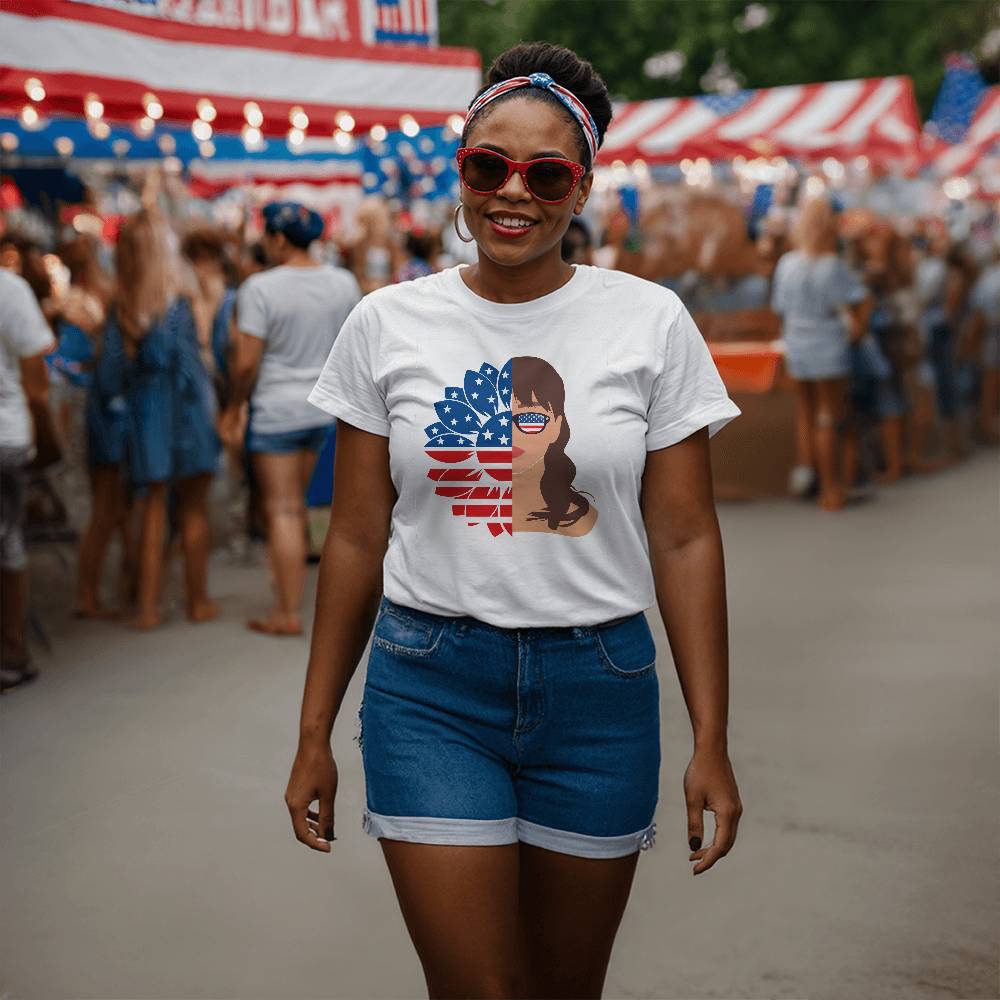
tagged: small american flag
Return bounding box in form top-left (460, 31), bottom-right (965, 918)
top-left (372, 0), bottom-right (436, 46)
top-left (425, 359), bottom-right (513, 537)
top-left (928, 52), bottom-right (988, 143)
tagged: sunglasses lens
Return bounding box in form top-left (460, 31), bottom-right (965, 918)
top-left (461, 151), bottom-right (509, 192)
top-left (525, 161), bottom-right (576, 201)
top-left (515, 412), bottom-right (549, 434)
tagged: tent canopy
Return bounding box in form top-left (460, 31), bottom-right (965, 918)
top-left (0, 0), bottom-right (480, 136)
top-left (598, 77), bottom-right (920, 166)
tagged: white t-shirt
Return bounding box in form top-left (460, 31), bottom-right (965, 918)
top-left (236, 264), bottom-right (362, 434)
top-left (308, 263), bottom-right (740, 628)
top-left (0, 270), bottom-right (56, 450)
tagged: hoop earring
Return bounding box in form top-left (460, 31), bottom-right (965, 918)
top-left (453, 203), bottom-right (475, 244)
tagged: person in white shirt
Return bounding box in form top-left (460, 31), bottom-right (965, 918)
top-left (0, 268), bottom-right (56, 691)
top-left (221, 202), bottom-right (361, 636)
top-left (284, 42), bottom-right (744, 998)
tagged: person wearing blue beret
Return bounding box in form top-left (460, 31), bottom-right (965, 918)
top-left (221, 201), bottom-right (362, 636)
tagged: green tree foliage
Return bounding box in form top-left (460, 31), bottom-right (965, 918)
top-left (439, 0), bottom-right (997, 115)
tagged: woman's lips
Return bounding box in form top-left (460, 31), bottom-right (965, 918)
top-left (512, 445), bottom-right (525, 458)
top-left (487, 217), bottom-right (537, 239)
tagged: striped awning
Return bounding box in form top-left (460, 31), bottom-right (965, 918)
top-left (924, 86), bottom-right (1000, 176)
top-left (0, 0), bottom-right (480, 138)
top-left (598, 77), bottom-right (921, 166)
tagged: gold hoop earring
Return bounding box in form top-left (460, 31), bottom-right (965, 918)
top-left (453, 203), bottom-right (475, 244)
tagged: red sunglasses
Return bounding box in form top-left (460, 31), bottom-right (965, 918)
top-left (456, 147), bottom-right (587, 204)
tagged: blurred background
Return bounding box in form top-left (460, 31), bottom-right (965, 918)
top-left (1, 2), bottom-right (997, 998)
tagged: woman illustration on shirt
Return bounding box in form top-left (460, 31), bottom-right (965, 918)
top-left (510, 354), bottom-right (597, 535)
top-left (286, 41), bottom-right (743, 1000)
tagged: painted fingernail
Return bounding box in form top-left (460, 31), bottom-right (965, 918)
top-left (689, 836), bottom-right (701, 851)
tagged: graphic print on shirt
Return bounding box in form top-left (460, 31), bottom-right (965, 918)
top-left (424, 356), bottom-right (597, 538)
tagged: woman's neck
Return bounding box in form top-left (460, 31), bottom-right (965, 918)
top-left (463, 246), bottom-right (575, 304)
top-left (283, 249), bottom-right (318, 269)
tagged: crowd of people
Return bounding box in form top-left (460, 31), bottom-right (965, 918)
top-left (0, 170), bottom-right (997, 691)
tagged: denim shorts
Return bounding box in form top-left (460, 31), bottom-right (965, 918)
top-left (356, 596), bottom-right (661, 859)
top-left (245, 423), bottom-right (331, 455)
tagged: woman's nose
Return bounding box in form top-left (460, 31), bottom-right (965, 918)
top-left (497, 168), bottom-right (532, 202)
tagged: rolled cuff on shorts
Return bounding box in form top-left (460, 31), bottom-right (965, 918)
top-left (361, 809), bottom-right (658, 859)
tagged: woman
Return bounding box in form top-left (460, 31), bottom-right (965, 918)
top-left (771, 197), bottom-right (869, 510)
top-left (287, 43), bottom-right (744, 999)
top-left (98, 208), bottom-right (219, 628)
top-left (220, 202), bottom-right (362, 636)
top-left (48, 235), bottom-right (134, 618)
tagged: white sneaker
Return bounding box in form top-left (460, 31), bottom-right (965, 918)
top-left (788, 464), bottom-right (816, 497)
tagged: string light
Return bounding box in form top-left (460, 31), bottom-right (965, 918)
top-left (196, 98), bottom-right (217, 123)
top-left (287, 127), bottom-right (305, 147)
top-left (19, 105), bottom-right (40, 129)
top-left (84, 93), bottom-right (104, 119)
top-left (1, 132), bottom-right (20, 152)
top-left (289, 106), bottom-right (309, 130)
top-left (192, 119), bottom-right (213, 141)
top-left (54, 137), bottom-right (74, 156)
top-left (400, 114), bottom-right (419, 137)
top-left (369, 123), bottom-right (387, 142)
top-left (143, 93), bottom-right (163, 120)
top-left (88, 120), bottom-right (111, 140)
top-left (112, 139), bottom-right (131, 157)
top-left (135, 116), bottom-right (156, 137)
top-left (244, 102), bottom-right (263, 128)
top-left (198, 140), bottom-right (216, 158)
top-left (447, 114), bottom-right (464, 135)
top-left (24, 77), bottom-right (45, 102)
top-left (242, 125), bottom-right (263, 150)
top-left (335, 110), bottom-right (355, 133)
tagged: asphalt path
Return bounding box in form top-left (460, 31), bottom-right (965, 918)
top-left (2, 451), bottom-right (997, 1000)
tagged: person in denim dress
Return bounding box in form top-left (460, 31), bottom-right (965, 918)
top-left (98, 210), bottom-right (220, 629)
top-left (285, 42), bottom-right (744, 1000)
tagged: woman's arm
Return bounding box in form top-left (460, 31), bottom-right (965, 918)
top-left (285, 421), bottom-right (396, 853)
top-left (641, 427), bottom-right (743, 875)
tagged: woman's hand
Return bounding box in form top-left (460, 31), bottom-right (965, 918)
top-left (285, 739), bottom-right (339, 853)
top-left (684, 744), bottom-right (743, 875)
top-left (217, 403), bottom-right (246, 449)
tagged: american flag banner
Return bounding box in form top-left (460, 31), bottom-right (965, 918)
top-left (923, 55), bottom-right (1000, 177)
top-left (598, 76), bottom-right (920, 166)
top-left (425, 359), bottom-right (514, 538)
top-left (362, 0), bottom-right (437, 46)
top-left (0, 0), bottom-right (474, 138)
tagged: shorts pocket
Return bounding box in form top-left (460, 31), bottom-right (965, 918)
top-left (372, 605), bottom-right (445, 658)
top-left (594, 613), bottom-right (657, 678)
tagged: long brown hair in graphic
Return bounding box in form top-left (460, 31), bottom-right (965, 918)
top-left (511, 356), bottom-right (592, 530)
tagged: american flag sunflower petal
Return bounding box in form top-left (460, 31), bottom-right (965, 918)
top-left (463, 369), bottom-right (497, 417)
top-left (496, 359), bottom-right (513, 409)
top-left (433, 399), bottom-right (483, 435)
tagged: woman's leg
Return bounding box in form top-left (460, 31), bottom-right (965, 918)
top-left (792, 379), bottom-right (816, 470)
top-left (518, 842), bottom-right (641, 999)
top-left (378, 841), bottom-right (524, 999)
top-left (249, 451), bottom-right (310, 634)
top-left (134, 482), bottom-right (167, 629)
top-left (74, 466), bottom-right (126, 618)
top-left (979, 367), bottom-right (1000, 444)
top-left (813, 378), bottom-right (848, 510)
top-left (175, 472), bottom-right (217, 622)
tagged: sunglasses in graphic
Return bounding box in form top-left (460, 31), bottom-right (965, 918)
top-left (456, 147), bottom-right (586, 204)
top-left (514, 411), bottom-right (550, 434)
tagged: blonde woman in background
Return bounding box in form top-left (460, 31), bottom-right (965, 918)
top-left (96, 208), bottom-right (220, 628)
top-left (771, 197), bottom-right (870, 510)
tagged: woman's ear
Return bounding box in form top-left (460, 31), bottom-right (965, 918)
top-left (575, 172), bottom-right (595, 215)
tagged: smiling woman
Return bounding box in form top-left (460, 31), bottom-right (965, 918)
top-left (291, 39), bottom-right (745, 1000)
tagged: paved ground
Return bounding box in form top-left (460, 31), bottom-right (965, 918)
top-left (2, 452), bottom-right (997, 1000)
